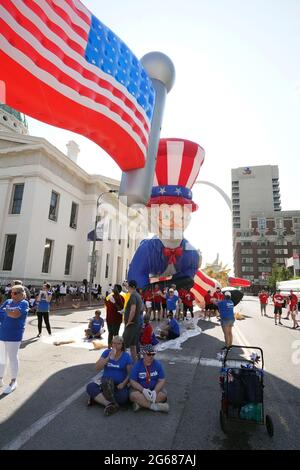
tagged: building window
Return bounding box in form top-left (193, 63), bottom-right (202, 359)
top-left (275, 258), bottom-right (285, 264)
top-left (274, 248), bottom-right (288, 255)
top-left (69, 202), bottom-right (78, 229)
top-left (9, 183), bottom-right (24, 215)
top-left (108, 219), bottom-right (112, 241)
top-left (275, 218), bottom-right (283, 229)
top-left (258, 258), bottom-right (270, 264)
top-left (42, 239), bottom-right (54, 273)
top-left (242, 258), bottom-right (253, 263)
top-left (242, 266), bottom-right (253, 272)
top-left (241, 249), bottom-right (252, 254)
top-left (105, 253), bottom-right (110, 278)
top-left (49, 191), bottom-right (60, 222)
top-left (64, 245), bottom-right (74, 275)
top-left (2, 234), bottom-right (17, 271)
top-left (258, 266), bottom-right (272, 273)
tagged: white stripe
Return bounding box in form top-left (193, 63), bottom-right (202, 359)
top-left (166, 141), bottom-right (184, 185)
top-left (73, 0), bottom-right (91, 19)
top-left (51, 0), bottom-right (90, 34)
top-left (0, 35), bottom-right (146, 155)
top-left (1, 374), bottom-right (99, 450)
top-left (194, 274), bottom-right (217, 293)
top-left (0, 5), bottom-right (148, 143)
top-left (31, 0), bottom-right (87, 49)
top-left (186, 146), bottom-right (205, 189)
top-left (9, 1), bottom-right (150, 130)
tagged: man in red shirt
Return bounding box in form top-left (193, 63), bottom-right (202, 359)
top-left (204, 290), bottom-right (217, 319)
top-left (272, 289), bottom-right (285, 326)
top-left (105, 284), bottom-right (125, 347)
top-left (181, 289), bottom-right (195, 319)
top-left (258, 290), bottom-right (269, 317)
top-left (152, 284), bottom-right (163, 321)
top-left (285, 290), bottom-right (299, 329)
top-left (213, 287), bottom-right (224, 320)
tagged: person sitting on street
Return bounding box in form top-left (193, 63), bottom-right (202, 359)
top-left (85, 310), bottom-right (104, 339)
top-left (86, 336), bottom-right (132, 416)
top-left (157, 311), bottom-right (180, 340)
top-left (140, 314), bottom-right (155, 346)
top-left (129, 344), bottom-right (169, 413)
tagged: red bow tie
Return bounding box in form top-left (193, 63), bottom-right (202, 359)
top-left (163, 247), bottom-right (183, 264)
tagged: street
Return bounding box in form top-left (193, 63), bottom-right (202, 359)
top-left (0, 297), bottom-right (299, 450)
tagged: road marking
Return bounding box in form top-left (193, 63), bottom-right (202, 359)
top-left (1, 374), bottom-right (99, 450)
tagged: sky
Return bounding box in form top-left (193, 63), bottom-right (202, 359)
top-left (26, 0), bottom-right (300, 273)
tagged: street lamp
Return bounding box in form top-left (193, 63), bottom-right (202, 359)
top-left (88, 189), bottom-right (118, 306)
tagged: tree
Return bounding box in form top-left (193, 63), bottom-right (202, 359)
top-left (267, 263), bottom-right (293, 290)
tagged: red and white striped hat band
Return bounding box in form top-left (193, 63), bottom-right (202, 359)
top-left (147, 138), bottom-right (205, 212)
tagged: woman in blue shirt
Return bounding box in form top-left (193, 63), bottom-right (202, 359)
top-left (86, 335), bottom-right (132, 416)
top-left (36, 283), bottom-right (52, 337)
top-left (0, 285), bottom-right (29, 394)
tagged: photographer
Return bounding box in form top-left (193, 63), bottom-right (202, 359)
top-left (36, 283), bottom-right (52, 337)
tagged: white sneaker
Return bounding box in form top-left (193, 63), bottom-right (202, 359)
top-left (156, 402), bottom-right (170, 413)
top-left (3, 381), bottom-right (17, 394)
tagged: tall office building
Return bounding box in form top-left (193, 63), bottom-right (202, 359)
top-left (231, 165), bottom-right (300, 290)
top-left (231, 165), bottom-right (281, 230)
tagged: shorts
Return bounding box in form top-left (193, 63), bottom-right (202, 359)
top-left (123, 323), bottom-right (140, 348)
top-left (221, 319), bottom-right (235, 327)
top-left (86, 381), bottom-right (129, 405)
top-left (183, 305), bottom-right (193, 313)
top-left (205, 303), bottom-right (216, 311)
top-left (274, 306), bottom-right (282, 315)
top-left (145, 301), bottom-right (152, 309)
top-left (153, 302), bottom-right (161, 311)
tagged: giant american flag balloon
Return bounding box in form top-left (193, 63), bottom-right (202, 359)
top-left (0, 0), bottom-right (155, 170)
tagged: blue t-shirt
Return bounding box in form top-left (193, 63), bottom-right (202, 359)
top-left (217, 299), bottom-right (234, 320)
top-left (169, 317), bottom-right (180, 336)
top-left (91, 317), bottom-right (104, 334)
top-left (37, 291), bottom-right (52, 312)
top-left (0, 299), bottom-right (29, 341)
top-left (166, 294), bottom-right (178, 311)
top-left (130, 358), bottom-right (165, 390)
top-left (101, 349), bottom-right (132, 385)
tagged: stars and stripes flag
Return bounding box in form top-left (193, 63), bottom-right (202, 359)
top-left (191, 270), bottom-right (221, 306)
top-left (0, 0), bottom-right (155, 170)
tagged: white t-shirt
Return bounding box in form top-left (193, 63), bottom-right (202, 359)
top-left (60, 285), bottom-right (67, 294)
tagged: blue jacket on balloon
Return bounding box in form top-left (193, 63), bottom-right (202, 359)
top-left (128, 236), bottom-right (200, 289)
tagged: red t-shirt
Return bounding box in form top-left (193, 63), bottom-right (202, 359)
top-left (105, 294), bottom-right (125, 324)
top-left (142, 290), bottom-right (153, 302)
top-left (140, 323), bottom-right (153, 345)
top-left (153, 288), bottom-right (162, 303)
top-left (273, 294), bottom-right (284, 307)
top-left (204, 293), bottom-right (213, 304)
top-left (259, 293), bottom-right (269, 304)
top-left (289, 293), bottom-right (298, 307)
top-left (213, 291), bottom-right (225, 301)
top-left (182, 291), bottom-right (195, 307)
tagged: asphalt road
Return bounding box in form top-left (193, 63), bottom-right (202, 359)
top-left (0, 297), bottom-right (299, 450)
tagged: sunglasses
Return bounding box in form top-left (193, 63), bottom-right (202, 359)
top-left (145, 352), bottom-right (156, 357)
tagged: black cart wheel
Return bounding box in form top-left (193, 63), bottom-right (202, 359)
top-left (220, 410), bottom-right (227, 434)
top-left (266, 414), bottom-right (274, 437)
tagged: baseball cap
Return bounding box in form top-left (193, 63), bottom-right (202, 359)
top-left (224, 291), bottom-right (231, 297)
top-left (128, 280), bottom-right (137, 288)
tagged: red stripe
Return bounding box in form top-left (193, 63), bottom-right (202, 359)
top-left (67, 0), bottom-right (91, 26)
top-left (0, 20), bottom-right (148, 147)
top-left (0, 51), bottom-right (145, 171)
top-left (44, 0), bottom-right (88, 41)
top-left (2, 0), bottom-right (149, 134)
top-left (21, 0), bottom-right (85, 55)
top-left (178, 141), bottom-right (199, 186)
top-left (191, 284), bottom-right (207, 298)
top-left (195, 270), bottom-right (216, 288)
top-left (155, 139), bottom-right (168, 186)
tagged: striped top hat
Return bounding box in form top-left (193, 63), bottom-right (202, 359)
top-left (147, 138), bottom-right (205, 212)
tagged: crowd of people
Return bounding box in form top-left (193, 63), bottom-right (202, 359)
top-left (258, 289), bottom-right (299, 329)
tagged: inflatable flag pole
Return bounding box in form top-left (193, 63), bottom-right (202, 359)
top-left (119, 51), bottom-right (175, 206)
